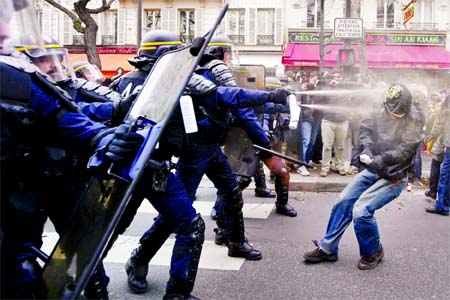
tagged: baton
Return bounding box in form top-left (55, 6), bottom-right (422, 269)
top-left (253, 144), bottom-right (314, 168)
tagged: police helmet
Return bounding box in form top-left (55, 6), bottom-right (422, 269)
top-left (206, 36), bottom-right (239, 66)
top-left (73, 60), bottom-right (105, 83)
top-left (383, 83), bottom-right (412, 118)
top-left (1, 0), bottom-right (44, 56)
top-left (265, 77), bottom-right (282, 91)
top-left (138, 30), bottom-right (182, 60)
top-left (15, 35), bottom-right (74, 81)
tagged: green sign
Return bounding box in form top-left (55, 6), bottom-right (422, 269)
top-left (289, 32), bottom-right (446, 47)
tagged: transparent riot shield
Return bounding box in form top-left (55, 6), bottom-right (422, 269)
top-left (224, 65), bottom-right (266, 177)
top-left (41, 4), bottom-right (229, 299)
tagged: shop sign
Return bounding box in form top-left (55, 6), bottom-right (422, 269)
top-left (366, 33), bottom-right (445, 46)
top-left (68, 47), bottom-right (137, 54)
top-left (289, 32), bottom-right (446, 47)
top-left (403, 0), bottom-right (415, 25)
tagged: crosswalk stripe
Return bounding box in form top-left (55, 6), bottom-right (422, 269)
top-left (41, 232), bottom-right (245, 271)
top-left (139, 200), bottom-right (274, 219)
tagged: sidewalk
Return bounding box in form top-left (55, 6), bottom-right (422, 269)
top-left (287, 152), bottom-right (432, 193)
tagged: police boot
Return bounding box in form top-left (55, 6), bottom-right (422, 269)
top-left (84, 264), bottom-right (110, 300)
top-left (164, 215), bottom-right (205, 300)
top-left (213, 227), bottom-right (229, 246)
top-left (125, 246), bottom-right (149, 294)
top-left (254, 163), bottom-right (275, 198)
top-left (227, 213), bottom-right (262, 261)
top-left (275, 180), bottom-right (297, 217)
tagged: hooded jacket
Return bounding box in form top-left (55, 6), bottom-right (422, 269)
top-left (360, 97), bottom-right (425, 182)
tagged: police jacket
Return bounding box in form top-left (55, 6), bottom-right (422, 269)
top-left (0, 55), bottom-right (113, 212)
top-left (360, 100), bottom-right (425, 181)
top-left (430, 95), bottom-right (450, 148)
top-left (113, 68), bottom-right (147, 97)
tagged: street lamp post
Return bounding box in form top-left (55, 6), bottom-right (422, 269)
top-left (319, 0), bottom-right (325, 75)
top-left (137, 0), bottom-right (142, 46)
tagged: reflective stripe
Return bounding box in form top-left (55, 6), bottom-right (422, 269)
top-left (207, 42), bottom-right (234, 47)
top-left (266, 83), bottom-right (282, 88)
top-left (73, 65), bottom-right (88, 72)
top-left (141, 41), bottom-right (181, 46)
top-left (16, 43), bottom-right (62, 51)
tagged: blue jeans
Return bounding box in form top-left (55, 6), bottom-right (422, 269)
top-left (435, 149), bottom-right (450, 212)
top-left (301, 121), bottom-right (318, 162)
top-left (319, 169), bottom-right (407, 257)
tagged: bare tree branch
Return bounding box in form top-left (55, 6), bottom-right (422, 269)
top-left (45, 0), bottom-right (84, 33)
top-left (86, 0), bottom-right (116, 14)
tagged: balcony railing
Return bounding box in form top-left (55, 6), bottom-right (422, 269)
top-left (371, 22), bottom-right (439, 30)
top-left (229, 34), bottom-right (245, 45)
top-left (256, 35), bottom-right (274, 45)
top-left (101, 35), bottom-right (117, 45)
top-left (301, 20), bottom-right (332, 29)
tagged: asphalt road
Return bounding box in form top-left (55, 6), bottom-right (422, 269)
top-left (99, 183), bottom-right (449, 300)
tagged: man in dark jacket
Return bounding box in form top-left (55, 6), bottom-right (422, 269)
top-left (303, 83), bottom-right (425, 270)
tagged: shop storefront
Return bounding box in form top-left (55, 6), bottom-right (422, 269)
top-left (282, 31), bottom-right (450, 90)
top-left (68, 46), bottom-right (137, 77)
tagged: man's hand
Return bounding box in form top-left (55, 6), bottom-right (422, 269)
top-left (106, 124), bottom-right (144, 162)
top-left (268, 89), bottom-right (289, 105)
top-left (359, 154), bottom-right (374, 165)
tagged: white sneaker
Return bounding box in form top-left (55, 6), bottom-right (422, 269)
top-left (297, 166), bottom-right (310, 176)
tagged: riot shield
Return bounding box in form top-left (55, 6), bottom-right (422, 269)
top-left (41, 4), bottom-right (229, 299)
top-left (232, 64), bottom-right (266, 90)
top-left (224, 65), bottom-right (265, 177)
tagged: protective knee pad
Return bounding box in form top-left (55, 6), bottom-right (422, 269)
top-left (222, 187), bottom-right (244, 215)
top-left (236, 175), bottom-right (252, 191)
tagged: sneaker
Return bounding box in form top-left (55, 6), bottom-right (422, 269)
top-left (357, 247), bottom-right (384, 270)
top-left (310, 160), bottom-right (321, 167)
top-left (425, 206), bottom-right (449, 216)
top-left (303, 240), bottom-right (338, 263)
top-left (297, 166), bottom-right (310, 176)
top-left (319, 170), bottom-right (329, 177)
top-left (349, 166), bottom-right (360, 175)
top-left (338, 169), bottom-right (347, 176)
top-left (424, 190), bottom-right (437, 200)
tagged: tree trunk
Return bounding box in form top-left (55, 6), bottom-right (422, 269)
top-left (74, 2), bottom-right (101, 69)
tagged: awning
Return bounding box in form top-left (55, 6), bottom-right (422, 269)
top-left (282, 43), bottom-right (450, 69)
top-left (69, 53), bottom-right (134, 76)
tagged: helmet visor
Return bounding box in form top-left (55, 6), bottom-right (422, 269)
top-left (7, 0), bottom-right (45, 57)
top-left (207, 41), bottom-right (240, 67)
top-left (74, 63), bottom-right (105, 83)
top-left (31, 47), bottom-right (74, 81)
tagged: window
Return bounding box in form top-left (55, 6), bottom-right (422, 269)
top-left (376, 1), bottom-right (395, 28)
top-left (144, 10), bottom-right (161, 32)
top-left (179, 9), bottom-right (195, 43)
top-left (306, 0), bottom-right (322, 28)
top-left (413, 0), bottom-right (434, 29)
top-left (257, 9), bottom-right (274, 45)
top-left (227, 9), bottom-right (245, 45)
top-left (102, 10), bottom-right (117, 45)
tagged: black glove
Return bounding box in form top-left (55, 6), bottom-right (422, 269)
top-left (268, 89), bottom-right (289, 105)
top-left (105, 124), bottom-right (144, 162)
top-left (112, 93), bottom-right (138, 125)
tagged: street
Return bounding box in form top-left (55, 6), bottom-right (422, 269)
top-left (42, 178), bottom-right (450, 300)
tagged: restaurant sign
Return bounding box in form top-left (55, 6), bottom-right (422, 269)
top-left (289, 32), bottom-right (446, 47)
top-left (68, 47), bottom-right (137, 54)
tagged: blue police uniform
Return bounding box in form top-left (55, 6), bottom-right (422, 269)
top-left (0, 55), bottom-right (114, 299)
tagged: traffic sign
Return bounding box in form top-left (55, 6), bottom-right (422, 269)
top-left (334, 18), bottom-right (363, 39)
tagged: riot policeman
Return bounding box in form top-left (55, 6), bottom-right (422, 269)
top-left (113, 30), bottom-right (288, 296)
top-left (199, 37), bottom-right (297, 223)
top-left (0, 1), bottom-right (142, 298)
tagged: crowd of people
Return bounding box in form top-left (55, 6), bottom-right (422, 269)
top-left (1, 1), bottom-right (449, 300)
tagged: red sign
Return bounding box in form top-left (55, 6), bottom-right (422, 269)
top-left (403, 0), bottom-right (415, 24)
top-left (68, 47), bottom-right (137, 55)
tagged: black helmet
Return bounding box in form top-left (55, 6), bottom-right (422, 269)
top-left (206, 36), bottom-right (239, 66)
top-left (383, 83), bottom-right (412, 118)
top-left (138, 30), bottom-right (182, 59)
top-left (265, 77), bottom-right (282, 91)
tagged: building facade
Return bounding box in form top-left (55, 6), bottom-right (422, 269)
top-left (34, 0), bottom-right (450, 87)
